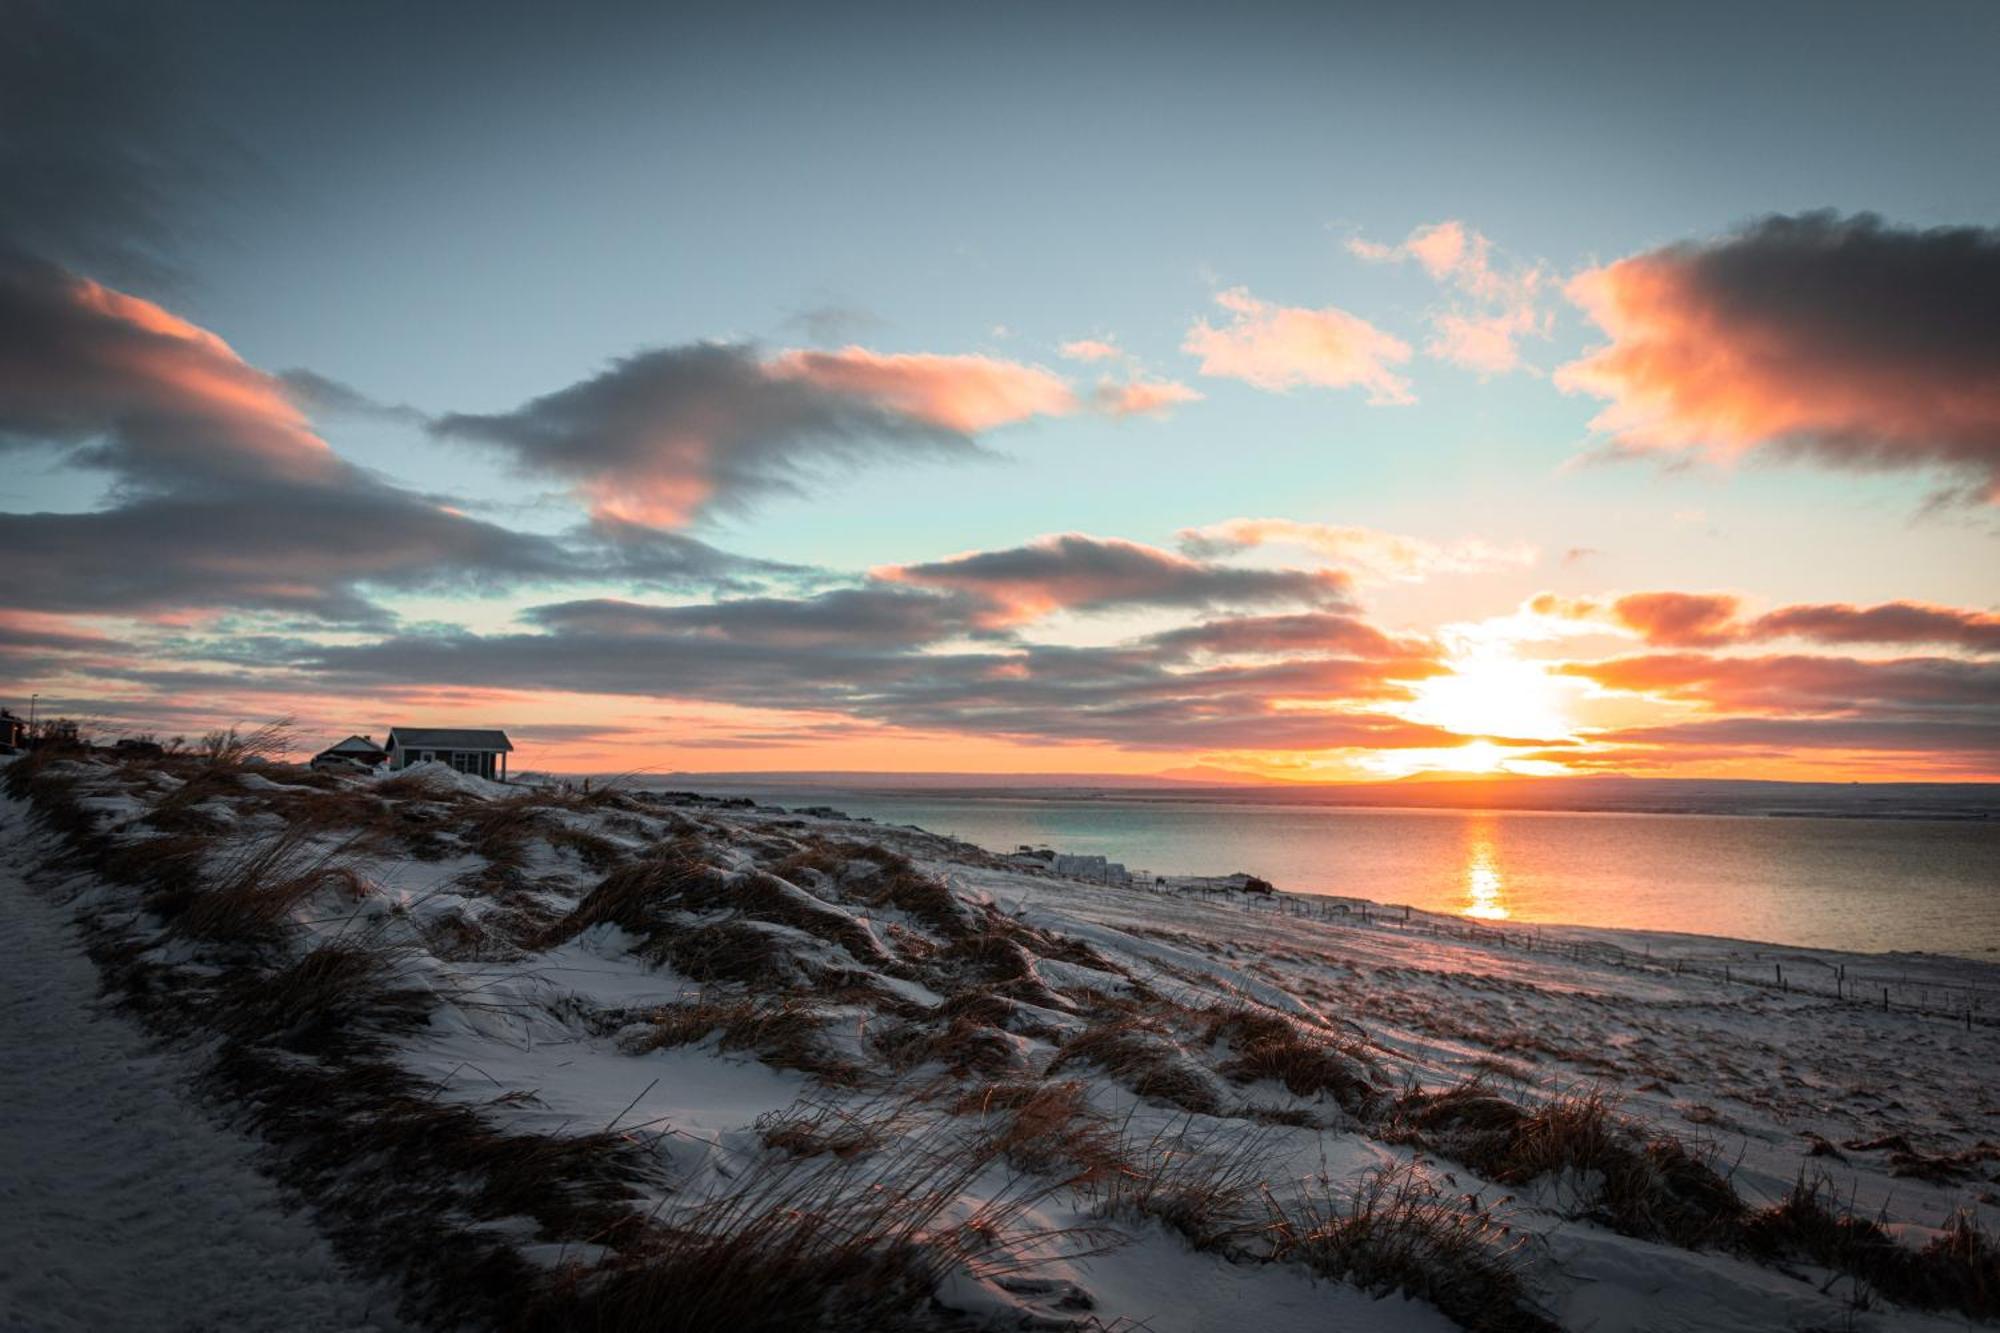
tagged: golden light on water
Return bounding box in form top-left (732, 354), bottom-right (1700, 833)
top-left (1461, 822), bottom-right (1510, 920)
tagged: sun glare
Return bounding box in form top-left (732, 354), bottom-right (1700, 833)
top-left (1403, 643), bottom-right (1577, 743)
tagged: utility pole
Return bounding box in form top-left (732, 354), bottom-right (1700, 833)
top-left (28, 693), bottom-right (37, 735)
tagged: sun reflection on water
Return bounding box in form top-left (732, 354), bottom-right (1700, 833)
top-left (1462, 822), bottom-right (1510, 920)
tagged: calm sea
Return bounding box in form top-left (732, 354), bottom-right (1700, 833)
top-left (690, 789), bottom-right (2000, 959)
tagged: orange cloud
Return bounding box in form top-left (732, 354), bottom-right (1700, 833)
top-left (1182, 287), bottom-right (1413, 403)
top-left (1530, 589), bottom-right (2000, 654)
top-left (1605, 592), bottom-right (1742, 648)
top-left (1561, 651), bottom-right (1999, 714)
top-left (1557, 213), bottom-right (2000, 501)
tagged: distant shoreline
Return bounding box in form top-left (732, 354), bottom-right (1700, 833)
top-left (610, 775), bottom-right (2000, 824)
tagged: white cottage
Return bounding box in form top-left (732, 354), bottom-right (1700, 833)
top-left (383, 727), bottom-right (514, 781)
top-left (310, 734), bottom-right (389, 772)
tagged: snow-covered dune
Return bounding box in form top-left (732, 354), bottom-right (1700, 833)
top-left (3, 750), bottom-right (1995, 1332)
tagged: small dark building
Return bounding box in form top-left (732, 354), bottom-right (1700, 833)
top-left (0, 709), bottom-right (24, 751)
top-left (383, 726), bottom-right (513, 781)
top-left (310, 734), bottom-right (390, 772)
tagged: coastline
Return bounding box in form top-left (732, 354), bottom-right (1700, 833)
top-left (652, 781), bottom-right (2000, 962)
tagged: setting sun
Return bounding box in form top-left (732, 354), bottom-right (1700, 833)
top-left (1399, 644), bottom-right (1579, 745)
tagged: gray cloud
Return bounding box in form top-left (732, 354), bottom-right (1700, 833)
top-left (430, 343), bottom-right (982, 527)
top-left (0, 3), bottom-right (226, 287)
top-left (521, 586), bottom-right (983, 649)
top-left (879, 534), bottom-right (1353, 626)
top-left (0, 488), bottom-right (582, 625)
top-left (279, 368), bottom-right (426, 426)
top-left (780, 303), bottom-right (886, 346)
top-left (1749, 602), bottom-right (2000, 654)
top-left (1145, 611), bottom-right (1431, 662)
top-left (0, 250), bottom-right (801, 623)
top-left (94, 593), bottom-right (1453, 753)
top-left (1563, 211), bottom-right (2000, 503)
top-left (303, 627), bottom-right (1450, 751)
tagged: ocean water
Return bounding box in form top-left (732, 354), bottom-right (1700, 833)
top-left (695, 789), bottom-right (2000, 959)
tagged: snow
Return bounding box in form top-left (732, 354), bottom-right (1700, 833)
top-left (5, 757), bottom-right (1996, 1331)
top-left (0, 791), bottom-right (408, 1333)
top-left (369, 759), bottom-right (512, 798)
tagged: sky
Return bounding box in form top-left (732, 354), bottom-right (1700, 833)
top-left (3, 0), bottom-right (1999, 781)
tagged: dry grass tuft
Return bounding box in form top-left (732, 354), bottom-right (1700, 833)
top-left (756, 1098), bottom-right (914, 1160)
top-left (677, 869), bottom-right (897, 971)
top-left (552, 853), bottom-right (898, 986)
top-left (1202, 1006), bottom-right (1379, 1115)
top-left (1742, 1174), bottom-right (2000, 1319)
top-left (1265, 1161), bottom-right (1556, 1333)
top-left (1393, 1081), bottom-right (1529, 1135)
top-left (951, 1079), bottom-right (1123, 1178)
top-left (142, 766), bottom-right (242, 832)
top-left (152, 825), bottom-right (366, 949)
top-left (1048, 1019), bottom-right (1223, 1116)
top-left (543, 821), bottom-right (626, 872)
top-left (212, 940), bottom-right (433, 1058)
top-left (100, 831), bottom-right (213, 901)
top-left (627, 997), bottom-right (864, 1085)
top-left (1395, 1083), bottom-right (1743, 1249)
top-left (1084, 1119), bottom-right (1271, 1250)
top-left (835, 846), bottom-right (973, 935)
top-left (543, 850), bottom-right (716, 946)
top-left (876, 1014), bottom-right (1025, 1079)
top-left (534, 1125), bottom-right (1105, 1333)
top-left (664, 919), bottom-right (814, 987)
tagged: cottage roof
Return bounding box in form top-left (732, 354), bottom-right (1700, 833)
top-left (385, 727), bottom-right (513, 752)
top-left (318, 734), bottom-right (385, 756)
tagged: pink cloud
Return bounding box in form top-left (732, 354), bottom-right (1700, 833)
top-left (1349, 220), bottom-right (1548, 376)
top-left (1093, 376), bottom-right (1203, 418)
top-left (2, 259), bottom-right (341, 489)
top-left (1427, 307), bottom-right (1542, 376)
top-left (1182, 287), bottom-right (1413, 404)
top-left (770, 346), bottom-right (1077, 433)
top-left (1059, 338), bottom-right (1122, 363)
